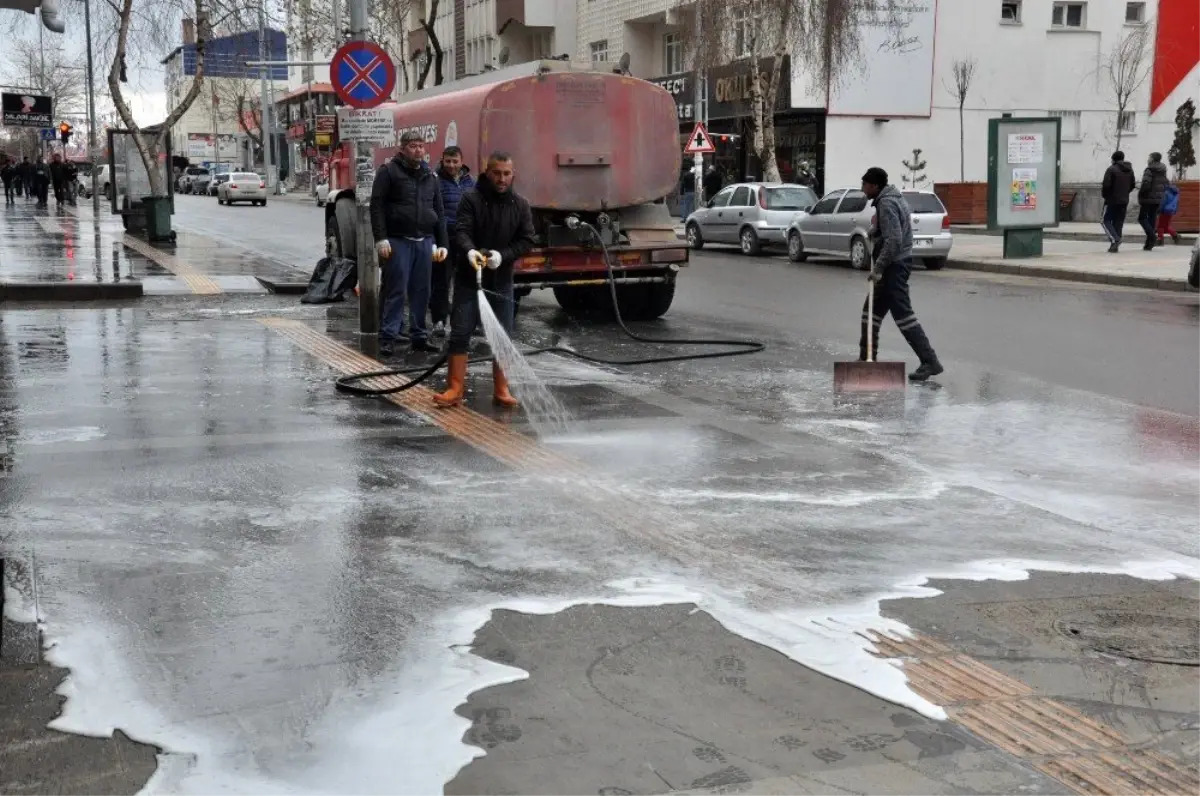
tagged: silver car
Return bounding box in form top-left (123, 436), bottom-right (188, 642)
top-left (217, 172), bottom-right (267, 205)
top-left (786, 189), bottom-right (952, 270)
top-left (685, 183), bottom-right (818, 255)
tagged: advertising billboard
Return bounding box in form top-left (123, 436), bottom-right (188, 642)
top-left (2, 92), bottom-right (53, 127)
top-left (828, 1), bottom-right (937, 117)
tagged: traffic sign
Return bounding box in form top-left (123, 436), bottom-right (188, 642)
top-left (336, 107), bottom-right (392, 141)
top-left (39, 128), bottom-right (57, 141)
top-left (331, 40), bottom-right (396, 110)
top-left (684, 122), bottom-right (716, 154)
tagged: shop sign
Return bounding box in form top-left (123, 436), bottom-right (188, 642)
top-left (648, 72), bottom-right (696, 123)
top-left (315, 132), bottom-right (332, 147)
top-left (706, 57), bottom-right (790, 120)
top-left (315, 115), bottom-right (336, 134)
top-left (287, 122), bottom-right (307, 140)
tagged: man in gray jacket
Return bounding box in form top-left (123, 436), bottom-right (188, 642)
top-left (860, 167), bottom-right (943, 382)
top-left (1136, 152), bottom-right (1170, 251)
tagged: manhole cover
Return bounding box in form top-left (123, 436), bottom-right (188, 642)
top-left (1053, 612), bottom-right (1199, 666)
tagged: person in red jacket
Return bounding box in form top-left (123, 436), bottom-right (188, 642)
top-left (434, 151), bottom-right (536, 409)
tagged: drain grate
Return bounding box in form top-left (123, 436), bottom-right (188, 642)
top-left (1054, 612), bottom-right (1200, 666)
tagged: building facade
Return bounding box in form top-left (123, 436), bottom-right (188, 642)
top-left (577, 0), bottom-right (1200, 202)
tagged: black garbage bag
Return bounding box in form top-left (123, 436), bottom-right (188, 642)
top-left (301, 257), bottom-right (358, 304)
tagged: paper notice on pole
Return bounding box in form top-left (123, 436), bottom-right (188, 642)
top-left (355, 160), bottom-right (374, 205)
top-left (337, 107), bottom-right (394, 141)
top-left (1007, 133), bottom-right (1043, 164)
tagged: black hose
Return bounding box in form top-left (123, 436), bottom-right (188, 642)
top-left (334, 223), bottom-right (765, 397)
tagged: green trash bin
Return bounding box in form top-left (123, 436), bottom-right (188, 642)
top-left (141, 195), bottom-right (173, 242)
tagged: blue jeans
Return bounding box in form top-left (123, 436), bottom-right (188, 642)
top-left (381, 237), bottom-right (433, 343)
top-left (679, 192), bottom-right (695, 220)
top-left (1101, 203), bottom-right (1126, 243)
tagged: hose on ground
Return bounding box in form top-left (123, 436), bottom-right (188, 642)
top-left (334, 222), bottom-right (765, 397)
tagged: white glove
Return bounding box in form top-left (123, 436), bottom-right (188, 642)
top-left (375, 240), bottom-right (392, 260)
top-left (467, 249), bottom-right (484, 269)
top-left (432, 246), bottom-right (448, 263)
top-left (486, 250), bottom-right (503, 270)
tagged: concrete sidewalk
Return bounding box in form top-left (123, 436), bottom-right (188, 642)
top-left (953, 220), bottom-right (1196, 244)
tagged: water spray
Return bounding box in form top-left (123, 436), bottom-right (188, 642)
top-left (335, 220), bottom-right (766, 398)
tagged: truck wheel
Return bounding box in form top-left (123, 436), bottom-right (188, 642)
top-left (612, 281), bottom-right (675, 321)
top-left (553, 285), bottom-right (597, 316)
top-left (329, 198), bottom-right (356, 261)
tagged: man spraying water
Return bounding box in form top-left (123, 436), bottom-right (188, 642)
top-left (434, 151), bottom-right (537, 409)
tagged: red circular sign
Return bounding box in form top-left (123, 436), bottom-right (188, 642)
top-left (330, 40), bottom-right (396, 109)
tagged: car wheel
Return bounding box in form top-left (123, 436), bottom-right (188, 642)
top-left (260, 199), bottom-right (267, 206)
top-left (850, 236), bottom-right (870, 270)
top-left (740, 227), bottom-right (762, 256)
top-left (924, 257), bottom-right (946, 270)
top-left (787, 231), bottom-right (808, 263)
top-left (1189, 255), bottom-right (1199, 289)
top-left (217, 197), bottom-right (224, 205)
top-left (686, 222), bottom-right (704, 250)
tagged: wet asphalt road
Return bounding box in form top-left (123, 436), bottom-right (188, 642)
top-left (1, 197), bottom-right (1197, 793)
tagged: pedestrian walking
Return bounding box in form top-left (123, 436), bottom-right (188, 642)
top-left (64, 159), bottom-right (78, 205)
top-left (32, 156), bottom-right (50, 207)
top-left (1100, 150), bottom-right (1136, 253)
top-left (369, 130), bottom-right (449, 358)
top-left (859, 167), bottom-right (943, 382)
top-left (1156, 182), bottom-right (1180, 246)
top-left (794, 160), bottom-right (820, 194)
top-left (49, 154), bottom-right (66, 205)
top-left (702, 165), bottom-right (723, 202)
top-left (433, 145), bottom-right (474, 337)
top-left (1136, 152), bottom-right (1169, 250)
top-left (17, 157), bottom-right (34, 200)
top-left (1, 158), bottom-right (15, 204)
top-left (679, 164), bottom-right (696, 220)
top-left (433, 151), bottom-right (536, 409)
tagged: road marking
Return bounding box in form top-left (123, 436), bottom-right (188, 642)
top-left (121, 234), bottom-right (222, 295)
top-left (261, 317), bottom-right (1200, 795)
top-left (866, 630), bottom-right (1200, 795)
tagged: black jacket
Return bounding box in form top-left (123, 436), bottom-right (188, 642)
top-left (1101, 161), bottom-right (1136, 205)
top-left (369, 155), bottom-right (448, 247)
top-left (1137, 160), bottom-right (1169, 206)
top-left (453, 174), bottom-right (536, 279)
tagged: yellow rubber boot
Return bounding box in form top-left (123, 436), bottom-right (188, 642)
top-left (492, 362), bottom-right (519, 408)
top-left (433, 354), bottom-right (468, 408)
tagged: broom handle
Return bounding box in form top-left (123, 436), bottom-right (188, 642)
top-left (866, 281), bottom-right (875, 362)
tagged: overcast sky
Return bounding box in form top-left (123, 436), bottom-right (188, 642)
top-left (2, 5), bottom-right (168, 126)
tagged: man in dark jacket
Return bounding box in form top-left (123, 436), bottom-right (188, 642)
top-left (1136, 152), bottom-right (1170, 250)
top-left (32, 156), bottom-right (50, 207)
top-left (17, 156), bottom-right (34, 200)
top-left (369, 130), bottom-right (449, 356)
top-left (1100, 150), bottom-right (1136, 253)
top-left (860, 167), bottom-right (942, 382)
top-left (433, 151), bottom-right (536, 409)
top-left (49, 154), bottom-right (67, 204)
top-left (433, 146), bottom-right (475, 336)
top-left (702, 165), bottom-right (723, 202)
top-left (1, 157), bottom-right (15, 204)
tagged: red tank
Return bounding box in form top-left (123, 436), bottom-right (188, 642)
top-left (368, 70), bottom-right (679, 212)
top-left (325, 63), bottom-right (689, 320)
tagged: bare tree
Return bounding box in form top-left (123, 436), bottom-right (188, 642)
top-left (210, 77), bottom-right (263, 152)
top-left (677, 0), bottom-right (864, 183)
top-left (1, 38), bottom-right (88, 117)
top-left (1102, 24), bottom-right (1152, 152)
top-left (416, 0), bottom-right (445, 90)
top-left (943, 56), bottom-right (976, 182)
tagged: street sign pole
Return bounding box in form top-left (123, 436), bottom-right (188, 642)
top-left (331, 25), bottom-right (395, 343)
top-left (84, 0), bottom-right (100, 218)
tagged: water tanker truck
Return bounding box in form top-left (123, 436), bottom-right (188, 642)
top-left (324, 60), bottom-right (688, 320)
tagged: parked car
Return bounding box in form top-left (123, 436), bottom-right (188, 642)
top-left (179, 166), bottom-right (210, 194)
top-left (786, 188), bottom-right (952, 270)
top-left (217, 172), bottom-right (267, 206)
top-left (685, 183), bottom-right (818, 255)
top-left (79, 164), bottom-right (123, 201)
top-left (208, 173), bottom-right (231, 196)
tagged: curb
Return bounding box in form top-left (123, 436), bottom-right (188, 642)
top-left (0, 281), bottom-right (144, 301)
top-left (944, 258), bottom-right (1192, 292)
top-left (952, 228), bottom-right (1197, 245)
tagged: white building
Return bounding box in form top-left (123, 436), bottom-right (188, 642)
top-left (575, 0), bottom-right (1199, 206)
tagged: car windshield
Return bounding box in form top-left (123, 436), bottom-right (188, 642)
top-left (764, 186), bottom-right (817, 210)
top-left (903, 192), bottom-right (945, 214)
top-left (187, 168), bottom-right (208, 176)
top-left (213, 174), bottom-right (230, 183)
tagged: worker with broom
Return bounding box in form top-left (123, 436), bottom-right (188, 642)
top-left (860, 167), bottom-right (944, 382)
top-left (433, 151), bottom-right (537, 409)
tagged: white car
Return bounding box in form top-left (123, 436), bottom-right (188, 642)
top-left (217, 172), bottom-right (267, 205)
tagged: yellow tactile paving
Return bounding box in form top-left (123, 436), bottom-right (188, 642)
top-left (865, 630), bottom-right (1200, 795)
top-left (121, 233), bottom-right (222, 295)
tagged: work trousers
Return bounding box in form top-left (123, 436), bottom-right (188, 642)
top-left (1100, 203), bottom-right (1127, 244)
top-left (429, 243), bottom-right (456, 325)
top-left (380, 237), bottom-right (433, 344)
top-left (1155, 212), bottom-right (1177, 241)
top-left (1137, 203), bottom-right (1159, 246)
top-left (859, 257), bottom-right (938, 365)
top-left (447, 267), bottom-right (514, 356)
